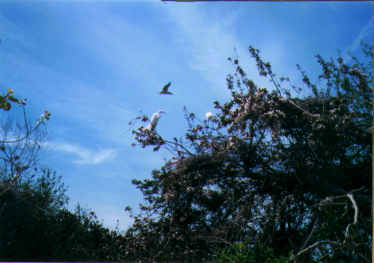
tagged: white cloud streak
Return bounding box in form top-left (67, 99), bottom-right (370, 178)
top-left (166, 6), bottom-right (247, 97)
top-left (165, 5), bottom-right (285, 98)
top-left (46, 141), bottom-right (117, 165)
top-left (343, 16), bottom-right (373, 61)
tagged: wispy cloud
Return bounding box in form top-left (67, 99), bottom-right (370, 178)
top-left (166, 6), bottom-right (247, 96)
top-left (165, 5), bottom-right (287, 99)
top-left (343, 16), bottom-right (373, 60)
top-left (46, 141), bottom-right (117, 165)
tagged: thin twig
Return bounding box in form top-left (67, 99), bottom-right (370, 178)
top-left (300, 216), bottom-right (319, 251)
top-left (292, 240), bottom-right (339, 259)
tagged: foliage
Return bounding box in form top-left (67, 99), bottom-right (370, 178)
top-left (0, 88), bottom-right (127, 261)
top-left (0, 165), bottom-right (126, 260)
top-left (0, 88), bottom-right (51, 196)
top-left (0, 168), bottom-right (69, 260)
top-left (216, 242), bottom-right (289, 263)
top-left (128, 42), bottom-right (372, 262)
top-left (43, 204), bottom-right (126, 261)
top-left (0, 185), bottom-right (126, 261)
top-left (0, 88), bottom-right (26, 112)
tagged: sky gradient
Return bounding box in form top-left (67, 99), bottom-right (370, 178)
top-left (0, 0), bottom-right (372, 231)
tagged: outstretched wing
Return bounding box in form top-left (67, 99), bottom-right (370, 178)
top-left (160, 82), bottom-right (173, 95)
top-left (164, 82), bottom-right (171, 90)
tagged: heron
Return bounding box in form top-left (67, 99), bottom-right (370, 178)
top-left (145, 110), bottom-right (165, 131)
top-left (205, 112), bottom-right (215, 121)
top-left (160, 82), bottom-right (173, 95)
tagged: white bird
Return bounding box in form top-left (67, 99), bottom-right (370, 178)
top-left (146, 110), bottom-right (165, 131)
top-left (205, 112), bottom-right (215, 121)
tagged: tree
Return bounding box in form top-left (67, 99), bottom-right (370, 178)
top-left (0, 88), bottom-right (50, 197)
top-left (0, 168), bottom-right (68, 259)
top-left (0, 92), bottom-right (127, 260)
top-left (43, 204), bottom-right (126, 261)
top-left (0, 184), bottom-right (127, 261)
top-left (128, 42), bottom-right (372, 262)
top-left (0, 88), bottom-right (58, 259)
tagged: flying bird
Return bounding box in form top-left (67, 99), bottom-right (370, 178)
top-left (160, 82), bottom-right (173, 95)
top-left (145, 110), bottom-right (165, 131)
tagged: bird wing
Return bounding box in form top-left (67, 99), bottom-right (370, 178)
top-left (164, 82), bottom-right (171, 89)
top-left (160, 82), bottom-right (173, 95)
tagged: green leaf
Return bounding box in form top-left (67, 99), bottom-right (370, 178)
top-left (8, 96), bottom-right (20, 103)
top-left (2, 102), bottom-right (11, 111)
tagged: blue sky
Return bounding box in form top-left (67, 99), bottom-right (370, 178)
top-left (0, 0), bottom-right (372, 231)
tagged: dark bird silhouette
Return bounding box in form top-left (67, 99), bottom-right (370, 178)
top-left (160, 82), bottom-right (173, 95)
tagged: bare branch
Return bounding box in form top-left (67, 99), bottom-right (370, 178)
top-left (292, 240), bottom-right (339, 260)
top-left (300, 216), bottom-right (319, 251)
top-left (345, 193), bottom-right (359, 238)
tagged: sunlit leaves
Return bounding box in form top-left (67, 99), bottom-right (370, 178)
top-left (0, 89), bottom-right (27, 111)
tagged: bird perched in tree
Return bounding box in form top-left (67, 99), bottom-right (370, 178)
top-left (145, 110), bottom-right (165, 131)
top-left (205, 112), bottom-right (215, 121)
top-left (160, 82), bottom-right (173, 95)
